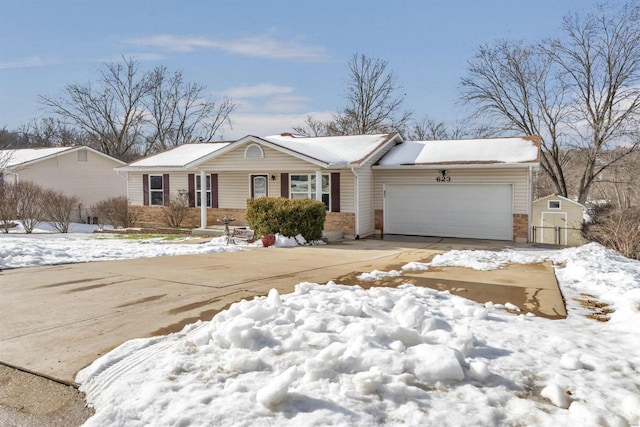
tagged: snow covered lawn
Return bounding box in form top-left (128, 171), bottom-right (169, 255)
top-left (0, 223), bottom-right (243, 269)
top-left (72, 243), bottom-right (640, 426)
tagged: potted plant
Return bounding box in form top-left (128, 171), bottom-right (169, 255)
top-left (261, 233), bottom-right (276, 247)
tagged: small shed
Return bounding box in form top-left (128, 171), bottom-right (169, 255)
top-left (532, 194), bottom-right (585, 246)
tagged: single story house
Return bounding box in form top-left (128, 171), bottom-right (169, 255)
top-left (532, 194), bottom-right (586, 246)
top-left (0, 146), bottom-right (126, 222)
top-left (118, 133), bottom-right (540, 242)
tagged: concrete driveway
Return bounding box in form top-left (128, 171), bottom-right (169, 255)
top-left (0, 237), bottom-right (565, 387)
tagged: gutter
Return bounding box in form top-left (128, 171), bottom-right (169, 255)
top-left (350, 166), bottom-right (360, 239)
top-left (372, 162), bottom-right (539, 170)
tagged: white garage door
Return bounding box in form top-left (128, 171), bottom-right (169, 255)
top-left (384, 184), bottom-right (513, 240)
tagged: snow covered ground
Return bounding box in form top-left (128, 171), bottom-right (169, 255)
top-left (0, 223), bottom-right (245, 269)
top-left (2, 226), bottom-right (639, 425)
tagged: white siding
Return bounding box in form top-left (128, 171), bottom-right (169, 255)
top-left (355, 142), bottom-right (400, 237)
top-left (12, 149), bottom-right (125, 210)
top-left (200, 145), bottom-right (317, 171)
top-left (128, 172), bottom-right (144, 206)
top-left (374, 168), bottom-right (530, 214)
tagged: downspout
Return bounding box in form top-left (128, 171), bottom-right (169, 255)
top-left (350, 166), bottom-right (360, 239)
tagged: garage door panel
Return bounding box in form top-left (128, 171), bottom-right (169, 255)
top-left (384, 184), bottom-right (513, 240)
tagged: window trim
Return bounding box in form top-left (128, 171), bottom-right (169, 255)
top-left (149, 174), bottom-right (165, 206)
top-left (289, 173), bottom-right (331, 211)
top-left (244, 144), bottom-right (264, 159)
top-left (548, 200), bottom-right (561, 209)
top-left (195, 174), bottom-right (212, 207)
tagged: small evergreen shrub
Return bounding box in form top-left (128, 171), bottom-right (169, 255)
top-left (246, 197), bottom-right (326, 241)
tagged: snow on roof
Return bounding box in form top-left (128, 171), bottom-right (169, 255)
top-left (126, 143), bottom-right (231, 168)
top-left (262, 133), bottom-right (395, 166)
top-left (1, 147), bottom-right (75, 168)
top-left (377, 137), bottom-right (540, 166)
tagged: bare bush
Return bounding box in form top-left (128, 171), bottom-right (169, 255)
top-left (14, 181), bottom-right (46, 233)
top-left (0, 183), bottom-right (18, 233)
top-left (585, 207), bottom-right (640, 260)
top-left (162, 190), bottom-right (189, 228)
top-left (43, 189), bottom-right (80, 233)
top-left (91, 196), bottom-right (138, 229)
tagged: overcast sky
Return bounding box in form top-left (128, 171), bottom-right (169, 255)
top-left (1, 0), bottom-right (600, 139)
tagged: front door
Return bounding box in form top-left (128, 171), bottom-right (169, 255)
top-left (251, 174), bottom-right (268, 199)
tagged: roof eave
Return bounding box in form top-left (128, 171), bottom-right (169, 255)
top-left (373, 161), bottom-right (540, 170)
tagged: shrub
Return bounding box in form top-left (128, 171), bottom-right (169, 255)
top-left (162, 190), bottom-right (190, 228)
top-left (91, 196), bottom-right (138, 229)
top-left (246, 197), bottom-right (326, 241)
top-left (0, 183), bottom-right (18, 233)
top-left (14, 181), bottom-right (46, 233)
top-left (43, 189), bottom-right (80, 233)
top-left (584, 206), bottom-right (640, 260)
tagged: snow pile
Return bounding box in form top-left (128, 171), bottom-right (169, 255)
top-left (257, 233), bottom-right (325, 248)
top-left (77, 243), bottom-right (640, 426)
top-left (0, 231), bottom-right (242, 269)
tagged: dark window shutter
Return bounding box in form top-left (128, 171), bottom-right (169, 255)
top-left (280, 173), bottom-right (289, 198)
top-left (331, 172), bottom-right (340, 212)
top-left (143, 174), bottom-right (149, 206)
top-left (163, 174), bottom-right (170, 206)
top-left (187, 174), bottom-right (195, 207)
top-left (211, 174), bottom-right (219, 208)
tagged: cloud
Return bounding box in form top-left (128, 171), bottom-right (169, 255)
top-left (0, 56), bottom-right (51, 70)
top-left (224, 111), bottom-right (334, 139)
top-left (124, 34), bottom-right (333, 62)
top-left (222, 84), bottom-right (294, 99)
top-left (263, 95), bottom-right (312, 113)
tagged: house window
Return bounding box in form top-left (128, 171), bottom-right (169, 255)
top-left (149, 175), bottom-right (164, 206)
top-left (548, 200), bottom-right (561, 209)
top-left (290, 174), bottom-right (330, 210)
top-left (196, 175), bottom-right (211, 207)
top-left (77, 150), bottom-right (87, 162)
top-left (244, 144), bottom-right (264, 159)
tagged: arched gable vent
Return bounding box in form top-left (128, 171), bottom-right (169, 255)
top-left (244, 144), bottom-right (264, 159)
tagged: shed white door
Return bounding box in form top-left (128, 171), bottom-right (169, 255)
top-left (384, 184), bottom-right (513, 240)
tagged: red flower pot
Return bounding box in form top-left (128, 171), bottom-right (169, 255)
top-left (261, 234), bottom-right (276, 247)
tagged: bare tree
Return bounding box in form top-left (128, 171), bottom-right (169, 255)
top-left (19, 117), bottom-right (86, 147)
top-left (461, 2), bottom-right (640, 204)
top-left (14, 181), bottom-right (46, 233)
top-left (40, 57), bottom-right (236, 161)
top-left (461, 40), bottom-right (573, 197)
top-left (144, 67), bottom-right (237, 154)
top-left (0, 183), bottom-right (18, 233)
top-left (43, 189), bottom-right (80, 233)
top-left (294, 54), bottom-right (411, 136)
top-left (544, 2), bottom-right (640, 203)
top-left (40, 57), bottom-right (150, 161)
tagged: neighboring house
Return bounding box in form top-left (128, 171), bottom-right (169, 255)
top-left (532, 194), bottom-right (586, 246)
top-left (0, 146), bottom-right (127, 222)
top-left (118, 134), bottom-right (540, 242)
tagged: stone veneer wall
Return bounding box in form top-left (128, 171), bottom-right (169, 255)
top-left (373, 209), bottom-right (528, 242)
top-left (131, 206), bottom-right (355, 237)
